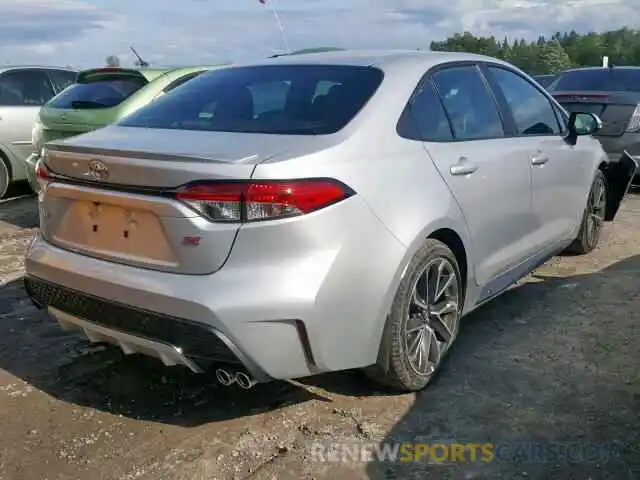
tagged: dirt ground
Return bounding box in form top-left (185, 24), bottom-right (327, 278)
top-left (0, 186), bottom-right (638, 480)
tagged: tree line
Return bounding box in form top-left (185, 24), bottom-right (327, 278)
top-left (430, 27), bottom-right (640, 75)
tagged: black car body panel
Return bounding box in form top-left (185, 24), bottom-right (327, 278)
top-left (552, 90), bottom-right (640, 137)
top-left (604, 151), bottom-right (638, 221)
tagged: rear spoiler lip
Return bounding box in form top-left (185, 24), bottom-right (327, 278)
top-left (43, 141), bottom-right (235, 165)
top-left (76, 68), bottom-right (148, 83)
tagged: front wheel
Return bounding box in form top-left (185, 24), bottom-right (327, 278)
top-left (0, 155), bottom-right (10, 199)
top-left (567, 169), bottom-right (608, 255)
top-left (365, 239), bottom-right (463, 392)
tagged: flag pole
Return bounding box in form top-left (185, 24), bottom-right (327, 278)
top-left (263, 0), bottom-right (291, 54)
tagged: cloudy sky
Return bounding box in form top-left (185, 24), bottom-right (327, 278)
top-left (0, 0), bottom-right (637, 68)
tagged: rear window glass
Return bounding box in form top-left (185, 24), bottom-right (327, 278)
top-left (118, 65), bottom-right (384, 135)
top-left (550, 69), bottom-right (640, 92)
top-left (47, 74), bottom-right (148, 109)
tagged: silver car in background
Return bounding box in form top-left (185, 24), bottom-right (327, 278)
top-left (24, 51), bottom-right (636, 392)
top-left (0, 66), bottom-right (76, 198)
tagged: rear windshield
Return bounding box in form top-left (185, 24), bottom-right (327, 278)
top-left (118, 65), bottom-right (384, 135)
top-left (47, 73), bottom-right (148, 109)
top-left (550, 69), bottom-right (640, 92)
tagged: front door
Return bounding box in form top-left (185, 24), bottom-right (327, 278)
top-left (414, 65), bottom-right (535, 289)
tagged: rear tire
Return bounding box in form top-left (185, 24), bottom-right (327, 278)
top-left (364, 239), bottom-right (463, 392)
top-left (567, 170), bottom-right (607, 255)
top-left (0, 154), bottom-right (11, 200)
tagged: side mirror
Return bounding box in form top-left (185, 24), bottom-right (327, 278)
top-left (565, 112), bottom-right (602, 145)
top-left (569, 112), bottom-right (602, 136)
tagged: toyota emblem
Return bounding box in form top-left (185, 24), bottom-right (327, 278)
top-left (85, 160), bottom-right (109, 181)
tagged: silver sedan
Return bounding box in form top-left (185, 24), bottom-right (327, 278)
top-left (24, 51), bottom-right (636, 392)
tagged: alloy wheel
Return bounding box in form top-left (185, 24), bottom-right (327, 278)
top-left (404, 257), bottom-right (461, 376)
top-left (0, 160), bottom-right (9, 199)
top-left (586, 175), bottom-right (606, 247)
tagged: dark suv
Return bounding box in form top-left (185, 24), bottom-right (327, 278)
top-left (548, 66), bottom-right (640, 169)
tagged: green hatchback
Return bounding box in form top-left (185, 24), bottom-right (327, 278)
top-left (26, 65), bottom-right (221, 191)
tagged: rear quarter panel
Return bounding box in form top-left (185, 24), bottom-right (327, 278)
top-left (252, 128), bottom-right (476, 350)
top-left (252, 60), bottom-right (478, 312)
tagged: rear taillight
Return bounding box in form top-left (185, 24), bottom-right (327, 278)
top-left (174, 179), bottom-right (354, 222)
top-left (626, 104), bottom-right (640, 132)
top-left (35, 159), bottom-right (50, 189)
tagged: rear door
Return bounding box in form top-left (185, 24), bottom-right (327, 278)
top-left (0, 68), bottom-right (56, 163)
top-left (413, 64), bottom-right (535, 288)
top-left (484, 64), bottom-right (589, 249)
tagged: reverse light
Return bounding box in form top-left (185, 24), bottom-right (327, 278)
top-left (626, 104), bottom-right (640, 132)
top-left (174, 179), bottom-right (354, 222)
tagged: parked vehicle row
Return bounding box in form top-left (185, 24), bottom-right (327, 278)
top-left (22, 50), bottom-right (636, 392)
top-left (26, 65), bottom-right (222, 192)
top-left (0, 64), bottom-right (222, 198)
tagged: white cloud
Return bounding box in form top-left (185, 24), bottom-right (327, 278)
top-left (0, 0), bottom-right (636, 68)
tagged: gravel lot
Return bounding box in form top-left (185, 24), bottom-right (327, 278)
top-left (0, 188), bottom-right (638, 480)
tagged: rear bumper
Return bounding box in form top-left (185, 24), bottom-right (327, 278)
top-left (24, 196), bottom-right (406, 381)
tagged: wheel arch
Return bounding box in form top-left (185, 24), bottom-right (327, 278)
top-left (0, 145), bottom-right (14, 179)
top-left (369, 219), bottom-right (474, 372)
top-left (0, 146), bottom-right (14, 198)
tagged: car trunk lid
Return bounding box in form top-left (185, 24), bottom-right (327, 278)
top-left (552, 90), bottom-right (640, 137)
top-left (38, 126), bottom-right (328, 274)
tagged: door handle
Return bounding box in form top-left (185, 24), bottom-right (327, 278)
top-left (450, 158), bottom-right (478, 176)
top-left (531, 154), bottom-right (549, 165)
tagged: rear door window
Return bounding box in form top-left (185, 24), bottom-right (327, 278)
top-left (119, 65), bottom-right (384, 135)
top-left (46, 71), bottom-right (148, 109)
top-left (432, 65), bottom-right (504, 141)
top-left (0, 69), bottom-right (55, 106)
top-left (47, 69), bottom-right (77, 93)
top-left (397, 80), bottom-right (454, 141)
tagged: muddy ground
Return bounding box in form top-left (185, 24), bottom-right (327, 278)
top-left (0, 186), bottom-right (638, 480)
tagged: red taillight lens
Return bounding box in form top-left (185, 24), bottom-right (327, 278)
top-left (35, 159), bottom-right (50, 188)
top-left (175, 179), bottom-right (354, 222)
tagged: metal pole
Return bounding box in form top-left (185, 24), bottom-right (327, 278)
top-left (265, 0), bottom-right (291, 54)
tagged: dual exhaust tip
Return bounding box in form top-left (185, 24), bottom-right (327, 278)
top-left (215, 368), bottom-right (258, 390)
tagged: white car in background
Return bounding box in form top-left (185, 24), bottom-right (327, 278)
top-left (0, 66), bottom-right (76, 198)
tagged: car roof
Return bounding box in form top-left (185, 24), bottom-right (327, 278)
top-left (232, 49), bottom-right (515, 75)
top-left (0, 65), bottom-right (76, 73)
top-left (560, 66), bottom-right (640, 73)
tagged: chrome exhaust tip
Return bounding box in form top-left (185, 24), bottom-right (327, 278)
top-left (215, 368), bottom-right (235, 386)
top-left (235, 371), bottom-right (258, 390)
